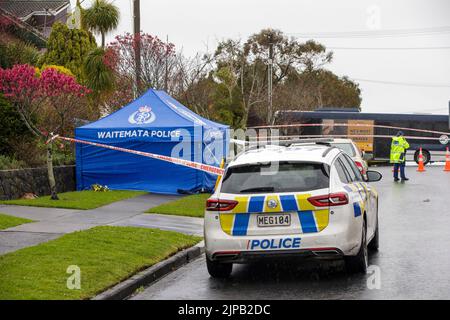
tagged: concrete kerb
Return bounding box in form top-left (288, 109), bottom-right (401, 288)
top-left (92, 241), bottom-right (205, 300)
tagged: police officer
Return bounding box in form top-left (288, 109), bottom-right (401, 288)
top-left (390, 131), bottom-right (410, 182)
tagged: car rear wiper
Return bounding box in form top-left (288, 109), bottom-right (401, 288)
top-left (239, 187), bottom-right (275, 193)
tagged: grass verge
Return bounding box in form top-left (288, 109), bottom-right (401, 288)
top-left (0, 226), bottom-right (201, 300)
top-left (146, 193), bottom-right (210, 218)
top-left (0, 190), bottom-right (147, 210)
top-left (0, 213), bottom-right (33, 230)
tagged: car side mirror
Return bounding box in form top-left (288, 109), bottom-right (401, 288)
top-left (366, 170), bottom-right (382, 182)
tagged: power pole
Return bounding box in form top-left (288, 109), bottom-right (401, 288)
top-left (133, 0), bottom-right (141, 96)
top-left (267, 42), bottom-right (274, 125)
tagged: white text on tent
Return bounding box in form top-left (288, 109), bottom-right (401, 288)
top-left (97, 130), bottom-right (181, 139)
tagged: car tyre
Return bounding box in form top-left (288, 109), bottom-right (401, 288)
top-left (345, 219), bottom-right (368, 274)
top-left (206, 256), bottom-right (233, 278)
top-left (368, 212), bottom-right (379, 251)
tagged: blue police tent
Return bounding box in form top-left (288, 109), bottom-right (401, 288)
top-left (75, 89), bottom-right (229, 194)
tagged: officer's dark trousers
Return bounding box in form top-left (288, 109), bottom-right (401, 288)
top-left (393, 162), bottom-right (406, 180)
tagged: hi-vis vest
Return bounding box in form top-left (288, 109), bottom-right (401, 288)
top-left (390, 136), bottom-right (410, 163)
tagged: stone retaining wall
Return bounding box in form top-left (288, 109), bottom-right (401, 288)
top-left (0, 165), bottom-right (75, 200)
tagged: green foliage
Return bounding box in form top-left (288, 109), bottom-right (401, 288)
top-left (0, 190), bottom-right (147, 210)
top-left (0, 40), bottom-right (40, 68)
top-left (315, 70), bottom-right (362, 108)
top-left (0, 94), bottom-right (32, 156)
top-left (212, 81), bottom-right (245, 128)
top-left (51, 147), bottom-right (76, 166)
top-left (209, 29), bottom-right (361, 126)
top-left (83, 48), bottom-right (114, 92)
top-left (83, 0), bottom-right (120, 47)
top-left (6, 41), bottom-right (40, 65)
top-left (0, 43), bottom-right (8, 68)
top-left (0, 226), bottom-right (201, 299)
top-left (0, 155), bottom-right (26, 170)
top-left (281, 69), bottom-right (362, 110)
top-left (39, 23), bottom-right (97, 80)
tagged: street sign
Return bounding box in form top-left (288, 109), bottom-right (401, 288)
top-left (439, 135), bottom-right (449, 145)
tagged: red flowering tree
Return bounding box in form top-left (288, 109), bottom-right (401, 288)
top-left (0, 64), bottom-right (90, 199)
top-left (106, 32), bottom-right (179, 96)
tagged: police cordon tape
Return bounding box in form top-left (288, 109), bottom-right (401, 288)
top-left (46, 128), bottom-right (448, 178)
top-left (249, 122), bottom-right (450, 137)
top-left (269, 134), bottom-right (448, 143)
top-left (46, 134), bottom-right (225, 176)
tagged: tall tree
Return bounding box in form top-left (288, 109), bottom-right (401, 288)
top-left (214, 29), bottom-right (333, 126)
top-left (275, 69), bottom-right (361, 113)
top-left (39, 22), bottom-right (97, 80)
top-left (107, 32), bottom-right (178, 95)
top-left (83, 47), bottom-right (115, 115)
top-left (83, 0), bottom-right (120, 48)
top-left (0, 64), bottom-right (90, 199)
top-left (174, 53), bottom-right (215, 118)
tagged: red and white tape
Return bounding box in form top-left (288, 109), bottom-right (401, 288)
top-left (249, 122), bottom-right (450, 136)
top-left (47, 134), bottom-right (225, 176)
top-left (269, 134), bottom-right (448, 142)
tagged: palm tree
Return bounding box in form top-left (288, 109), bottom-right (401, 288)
top-left (83, 47), bottom-right (115, 116)
top-left (83, 0), bottom-right (119, 48)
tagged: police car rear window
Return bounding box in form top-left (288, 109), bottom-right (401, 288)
top-left (221, 162), bottom-right (330, 194)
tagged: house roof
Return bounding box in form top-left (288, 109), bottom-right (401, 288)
top-left (0, 0), bottom-right (69, 20)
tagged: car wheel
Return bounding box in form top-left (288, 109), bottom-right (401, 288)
top-left (345, 219), bottom-right (368, 274)
top-left (368, 212), bottom-right (379, 251)
top-left (206, 256), bottom-right (233, 278)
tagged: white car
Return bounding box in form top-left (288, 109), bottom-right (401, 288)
top-left (292, 138), bottom-right (368, 178)
top-left (204, 143), bottom-right (382, 278)
top-left (328, 139), bottom-right (369, 178)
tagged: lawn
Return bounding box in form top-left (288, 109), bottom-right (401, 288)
top-left (0, 190), bottom-right (147, 210)
top-left (0, 213), bottom-right (33, 230)
top-left (146, 193), bottom-right (210, 218)
top-left (0, 226), bottom-right (201, 300)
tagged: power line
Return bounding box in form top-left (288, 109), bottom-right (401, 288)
top-left (352, 78), bottom-right (450, 88)
top-left (288, 26), bottom-right (450, 38)
top-left (329, 46), bottom-right (450, 50)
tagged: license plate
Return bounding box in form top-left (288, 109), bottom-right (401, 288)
top-left (257, 214), bottom-right (291, 227)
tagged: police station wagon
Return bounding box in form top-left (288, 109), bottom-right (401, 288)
top-left (204, 143), bottom-right (382, 278)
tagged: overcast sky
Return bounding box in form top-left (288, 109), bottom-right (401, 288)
top-left (75, 0), bottom-right (450, 114)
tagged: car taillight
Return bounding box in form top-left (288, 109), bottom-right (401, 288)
top-left (355, 161), bottom-right (365, 174)
top-left (307, 193), bottom-right (349, 207)
top-left (206, 199), bottom-right (238, 211)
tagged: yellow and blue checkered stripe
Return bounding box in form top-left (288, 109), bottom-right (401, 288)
top-left (219, 194), bottom-right (329, 236)
top-left (344, 183), bottom-right (368, 217)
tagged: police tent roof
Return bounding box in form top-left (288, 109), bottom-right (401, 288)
top-left (76, 88), bottom-right (228, 142)
top-left (75, 88), bottom-right (229, 194)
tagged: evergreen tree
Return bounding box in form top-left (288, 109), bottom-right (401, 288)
top-left (39, 23), bottom-right (97, 81)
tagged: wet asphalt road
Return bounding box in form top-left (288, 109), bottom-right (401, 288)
top-left (132, 166), bottom-right (450, 300)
